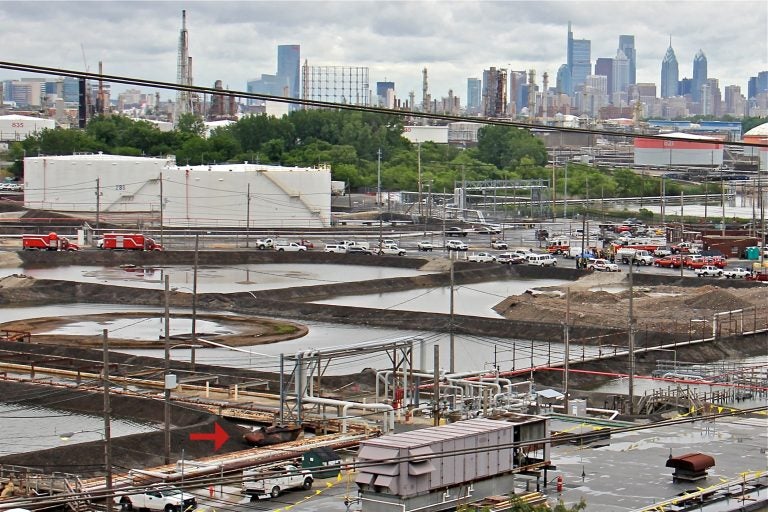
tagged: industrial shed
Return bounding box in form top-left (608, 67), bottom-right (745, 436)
top-left (0, 114), bottom-right (55, 143)
top-left (356, 416), bottom-right (550, 512)
top-left (23, 154), bottom-right (332, 228)
top-left (634, 133), bottom-right (723, 167)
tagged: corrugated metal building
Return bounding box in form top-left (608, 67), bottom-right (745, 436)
top-left (0, 114), bottom-right (55, 143)
top-left (356, 416), bottom-right (550, 512)
top-left (23, 154), bottom-right (332, 228)
top-left (634, 133), bottom-right (723, 167)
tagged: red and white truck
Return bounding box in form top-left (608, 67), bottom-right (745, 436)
top-left (22, 232), bottom-right (79, 251)
top-left (99, 233), bottom-right (164, 251)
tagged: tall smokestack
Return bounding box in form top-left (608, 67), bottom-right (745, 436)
top-left (176, 10), bottom-right (191, 119)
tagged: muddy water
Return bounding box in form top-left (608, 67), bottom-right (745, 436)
top-left (312, 278), bottom-right (568, 318)
top-left (0, 263), bottom-right (434, 293)
top-left (0, 402), bottom-right (157, 456)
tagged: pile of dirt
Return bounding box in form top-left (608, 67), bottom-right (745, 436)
top-left (683, 285), bottom-right (753, 311)
top-left (0, 274), bottom-right (34, 288)
top-left (496, 273), bottom-right (768, 334)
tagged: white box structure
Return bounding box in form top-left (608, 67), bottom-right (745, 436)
top-left (23, 154), bottom-right (332, 228)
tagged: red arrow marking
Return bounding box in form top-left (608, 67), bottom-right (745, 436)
top-left (189, 422), bottom-right (229, 451)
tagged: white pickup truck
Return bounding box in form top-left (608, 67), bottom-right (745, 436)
top-left (378, 244), bottom-right (406, 256)
top-left (115, 486), bottom-right (197, 512)
top-left (490, 240), bottom-right (508, 250)
top-left (468, 252), bottom-right (496, 263)
top-left (255, 238), bottom-right (275, 250)
top-left (275, 242), bottom-right (307, 252)
top-left (722, 267), bottom-right (752, 279)
top-left (242, 464), bottom-right (314, 498)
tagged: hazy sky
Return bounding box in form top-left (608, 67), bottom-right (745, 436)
top-left (1, 0), bottom-right (766, 100)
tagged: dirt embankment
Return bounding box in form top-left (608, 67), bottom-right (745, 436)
top-left (495, 271), bottom-right (768, 335)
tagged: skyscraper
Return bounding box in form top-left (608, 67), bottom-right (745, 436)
top-left (692, 49), bottom-right (707, 103)
top-left (618, 35), bottom-right (636, 85)
top-left (660, 41), bottom-right (679, 98)
top-left (594, 57), bottom-right (613, 99)
top-left (466, 78), bottom-right (481, 113)
top-left (376, 81), bottom-right (395, 108)
top-left (567, 22), bottom-right (592, 93)
top-left (277, 44), bottom-right (300, 101)
top-left (612, 49), bottom-right (629, 97)
top-left (556, 64), bottom-right (571, 96)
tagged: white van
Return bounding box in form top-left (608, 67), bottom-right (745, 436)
top-left (526, 253), bottom-right (557, 267)
top-left (324, 244), bottom-right (347, 253)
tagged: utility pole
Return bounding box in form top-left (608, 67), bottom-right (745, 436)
top-left (760, 164), bottom-right (765, 271)
top-left (191, 234), bottom-right (198, 371)
top-left (245, 183), bottom-right (251, 248)
top-left (564, 159), bottom-right (569, 218)
top-left (449, 261), bottom-right (455, 374)
top-left (95, 178), bottom-right (101, 231)
top-left (417, 142), bottom-right (422, 215)
top-left (102, 329), bottom-right (113, 512)
top-left (433, 345), bottom-right (440, 427)
top-left (159, 172), bottom-right (164, 248)
top-left (163, 275), bottom-right (171, 464)
top-left (627, 263), bottom-right (635, 415)
top-left (721, 166), bottom-right (726, 237)
top-left (563, 288), bottom-right (570, 415)
top-left (378, 148), bottom-right (383, 250)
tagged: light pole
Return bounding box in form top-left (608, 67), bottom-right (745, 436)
top-left (59, 428), bottom-right (111, 511)
top-left (377, 148), bottom-right (383, 250)
top-left (417, 142), bottom-right (422, 215)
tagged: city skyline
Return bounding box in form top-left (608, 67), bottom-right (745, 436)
top-left (0, 1), bottom-right (765, 104)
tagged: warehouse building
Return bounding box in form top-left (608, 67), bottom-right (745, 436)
top-left (23, 154), bottom-right (332, 228)
top-left (634, 132), bottom-right (723, 167)
top-left (0, 114), bottom-right (55, 146)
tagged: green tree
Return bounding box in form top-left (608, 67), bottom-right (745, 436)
top-left (176, 113), bottom-right (206, 138)
top-left (476, 125), bottom-right (547, 169)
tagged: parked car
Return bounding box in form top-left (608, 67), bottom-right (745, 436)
top-left (347, 246), bottom-right (373, 255)
top-left (468, 252), bottom-right (496, 263)
top-left (444, 227), bottom-right (468, 237)
top-left (497, 252), bottom-right (526, 264)
top-left (490, 240), bottom-right (509, 250)
top-left (475, 224), bottom-right (502, 235)
top-left (746, 272), bottom-right (768, 282)
top-left (445, 240), bottom-right (469, 251)
top-left (654, 256), bottom-right (682, 268)
top-left (324, 244), bottom-right (347, 253)
top-left (526, 253), bottom-right (557, 267)
top-left (722, 267), bottom-right (752, 279)
top-left (587, 258), bottom-right (620, 272)
top-left (417, 241), bottom-right (434, 252)
top-left (298, 239), bottom-right (314, 249)
top-left (695, 265), bottom-right (723, 277)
